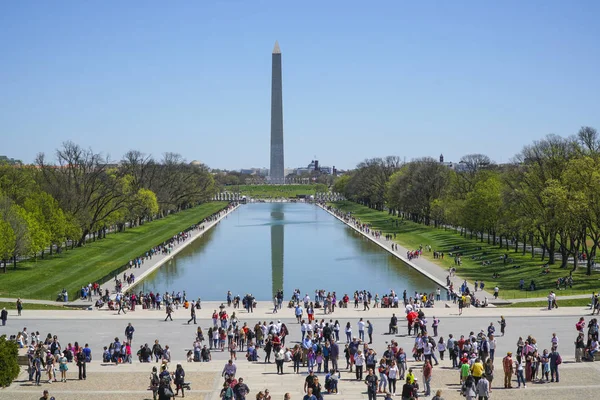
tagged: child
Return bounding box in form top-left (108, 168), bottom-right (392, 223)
top-left (307, 348), bottom-right (316, 373)
top-left (316, 351), bottom-right (323, 373)
top-left (103, 346), bottom-right (111, 363)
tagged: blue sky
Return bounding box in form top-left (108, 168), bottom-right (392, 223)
top-left (1, 1), bottom-right (599, 170)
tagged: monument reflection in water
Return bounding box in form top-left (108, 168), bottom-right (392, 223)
top-left (138, 203), bottom-right (437, 300)
top-left (271, 204), bottom-right (284, 298)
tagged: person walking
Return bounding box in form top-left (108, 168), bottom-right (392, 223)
top-left (174, 364), bottom-right (186, 397)
top-left (0, 308), bottom-right (7, 326)
top-left (476, 375), bottom-right (490, 399)
top-left (188, 304), bottom-right (197, 325)
top-left (365, 368), bottom-right (378, 400)
top-left (165, 303), bottom-right (174, 322)
top-left (16, 299), bottom-right (23, 316)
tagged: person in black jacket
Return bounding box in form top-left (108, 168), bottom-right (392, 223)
top-left (76, 348), bottom-right (86, 380)
top-left (174, 364), bottom-right (186, 397)
top-left (1, 308), bottom-right (7, 326)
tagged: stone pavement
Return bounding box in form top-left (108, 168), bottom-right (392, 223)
top-left (319, 205), bottom-right (505, 305)
top-left (1, 302), bottom-right (597, 400)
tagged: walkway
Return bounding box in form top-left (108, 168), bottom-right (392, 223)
top-left (319, 204), bottom-right (508, 304)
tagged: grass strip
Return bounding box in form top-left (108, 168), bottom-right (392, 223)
top-left (329, 201), bottom-right (600, 299)
top-left (0, 202), bottom-right (227, 300)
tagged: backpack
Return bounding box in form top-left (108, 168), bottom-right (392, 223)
top-left (556, 354), bottom-right (562, 365)
top-left (482, 340), bottom-right (489, 352)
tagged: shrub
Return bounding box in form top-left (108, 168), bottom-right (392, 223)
top-left (0, 335), bottom-right (19, 387)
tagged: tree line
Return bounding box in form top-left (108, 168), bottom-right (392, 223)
top-left (0, 142), bottom-right (217, 270)
top-left (334, 126), bottom-right (600, 274)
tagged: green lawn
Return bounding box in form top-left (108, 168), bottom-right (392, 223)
top-left (225, 184), bottom-right (319, 198)
top-left (0, 301), bottom-right (73, 311)
top-left (500, 298), bottom-right (592, 308)
top-left (330, 201), bottom-right (600, 299)
top-left (0, 202), bottom-right (227, 300)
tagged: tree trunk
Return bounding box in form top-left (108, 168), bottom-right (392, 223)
top-left (13, 256), bottom-right (17, 270)
top-left (522, 234), bottom-right (527, 255)
top-left (514, 237), bottom-right (519, 253)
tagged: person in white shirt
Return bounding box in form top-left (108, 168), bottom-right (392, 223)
top-left (358, 318), bottom-right (366, 341)
top-left (551, 333), bottom-right (559, 348)
top-left (387, 360), bottom-right (399, 394)
top-left (488, 334), bottom-right (497, 361)
top-left (301, 321), bottom-right (308, 340)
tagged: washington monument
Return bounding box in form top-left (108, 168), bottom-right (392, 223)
top-left (270, 41), bottom-right (285, 184)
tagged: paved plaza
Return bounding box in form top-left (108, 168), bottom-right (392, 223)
top-left (1, 302), bottom-right (597, 400)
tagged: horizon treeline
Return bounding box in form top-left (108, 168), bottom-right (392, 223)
top-left (0, 141), bottom-right (217, 269)
top-left (334, 126), bottom-right (600, 274)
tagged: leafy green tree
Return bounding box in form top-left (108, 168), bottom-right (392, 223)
top-left (0, 218), bottom-right (15, 272)
top-left (0, 335), bottom-right (19, 387)
top-left (0, 197), bottom-right (31, 268)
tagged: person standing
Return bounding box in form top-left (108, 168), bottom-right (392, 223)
top-left (354, 350), bottom-right (365, 380)
top-left (515, 359), bottom-right (526, 388)
top-left (125, 323), bottom-right (135, 344)
top-left (575, 332), bottom-right (585, 362)
top-left (502, 352), bottom-right (513, 388)
top-left (422, 359), bottom-right (432, 396)
top-left (367, 320), bottom-right (374, 344)
top-left (432, 317), bottom-right (440, 337)
top-left (1, 308), bottom-right (7, 326)
top-left (275, 347), bottom-right (285, 375)
top-left (16, 299), bottom-right (23, 316)
top-left (549, 347), bottom-right (561, 382)
top-left (330, 340), bottom-right (339, 372)
top-left (498, 316), bottom-right (506, 336)
top-left (365, 368), bottom-right (378, 400)
top-left (358, 319), bottom-right (365, 342)
top-left (188, 305), bottom-right (197, 325)
top-left (76, 348), bottom-right (87, 380)
top-left (58, 352), bottom-right (68, 382)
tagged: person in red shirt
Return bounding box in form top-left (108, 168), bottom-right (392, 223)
top-left (457, 335), bottom-right (466, 352)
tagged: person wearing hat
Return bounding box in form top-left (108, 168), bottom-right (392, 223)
top-left (502, 352), bottom-right (514, 388)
